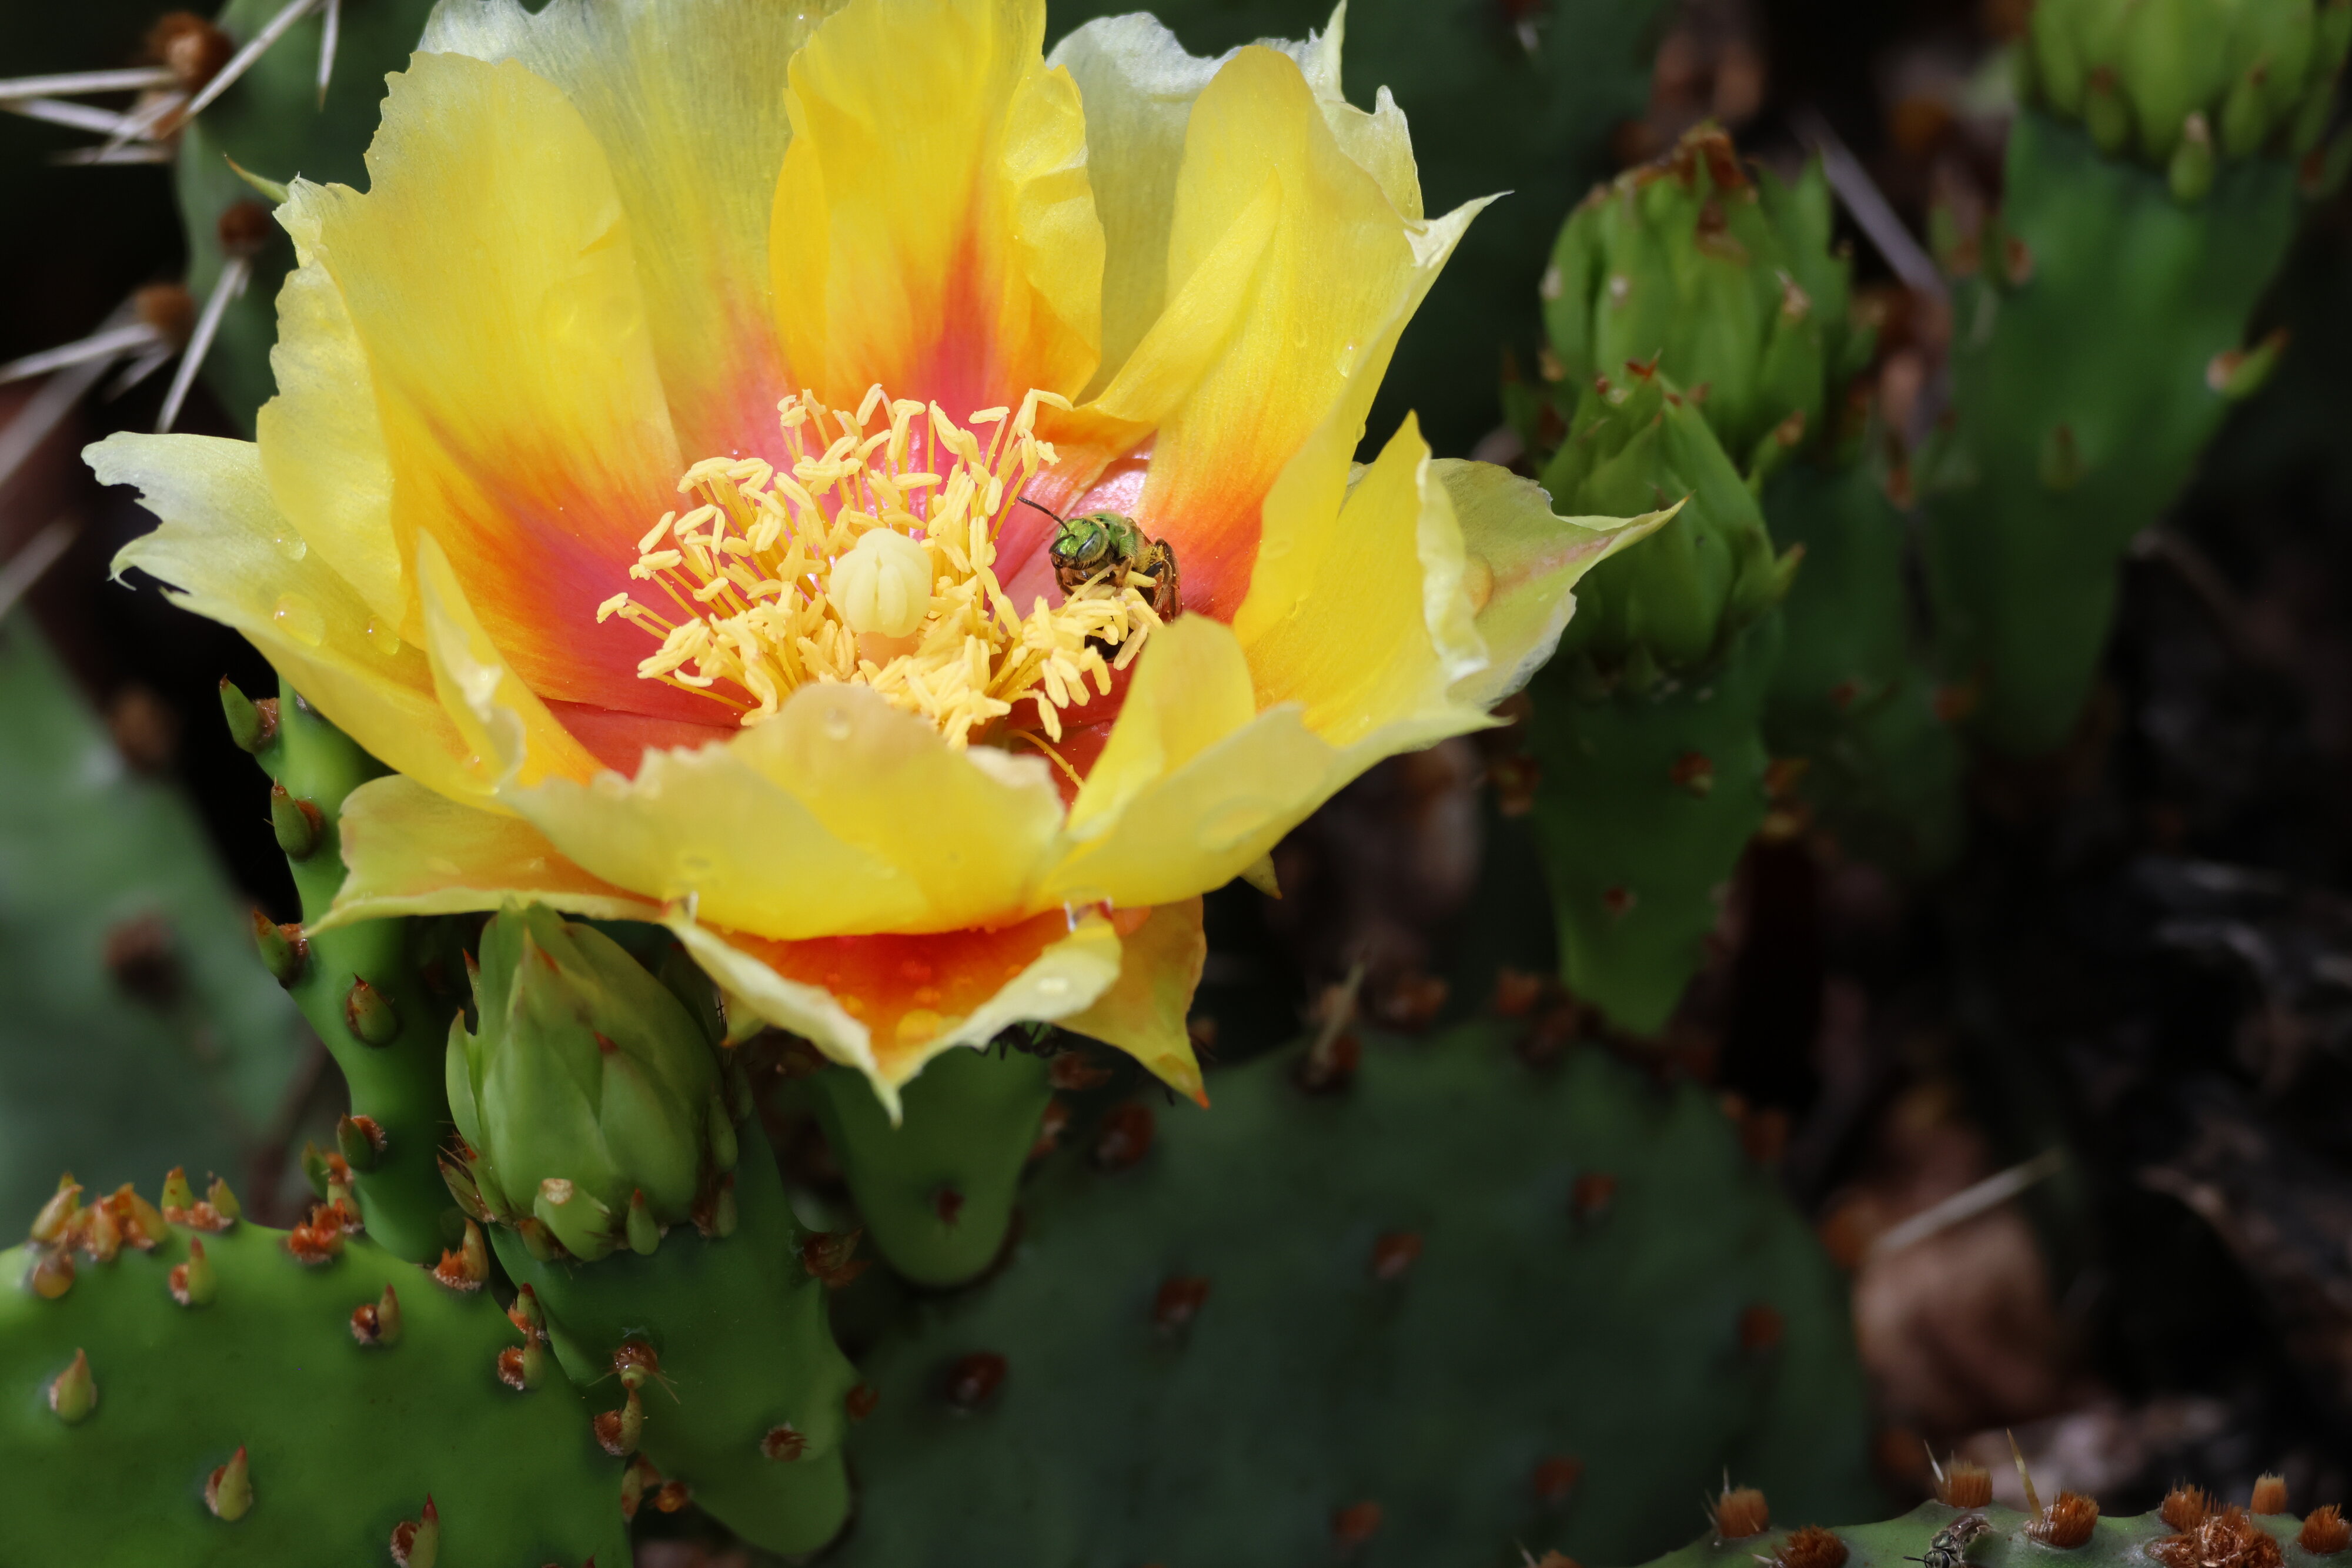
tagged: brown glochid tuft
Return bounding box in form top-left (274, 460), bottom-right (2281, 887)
top-left (2251, 1476), bottom-right (2288, 1516)
top-left (1716, 1487), bottom-right (1770, 1540)
top-left (1940, 1462), bottom-right (1994, 1510)
top-left (1779, 1525), bottom-right (1849, 1568)
top-left (2150, 1506), bottom-right (2283, 1568)
top-left (2162, 1487), bottom-right (2211, 1532)
top-left (2029, 1492), bottom-right (2099, 1549)
top-left (2300, 1506), bottom-right (2350, 1555)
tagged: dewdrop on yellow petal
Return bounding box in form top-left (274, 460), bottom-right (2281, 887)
top-left (828, 529), bottom-right (932, 638)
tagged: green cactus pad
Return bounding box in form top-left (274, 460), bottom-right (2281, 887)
top-left (0, 1185), bottom-right (626, 1564)
top-left (1923, 108), bottom-right (2308, 755)
top-left (1760, 460), bottom-right (1962, 875)
top-left (240, 676), bottom-right (459, 1263)
top-left (793, 1042), bottom-right (1053, 1289)
top-left (0, 624), bottom-right (304, 1228)
top-left (826, 1021), bottom-right (1880, 1568)
top-left (1527, 123), bottom-right (1956, 875)
top-left (449, 905), bottom-right (856, 1556)
top-left (1522, 372), bottom-right (1792, 1031)
top-left (1633, 1495), bottom-right (2346, 1568)
top-left (1524, 613), bottom-right (1782, 1034)
top-left (490, 1118), bottom-right (858, 1556)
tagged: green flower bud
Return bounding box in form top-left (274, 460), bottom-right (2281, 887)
top-left (448, 905), bottom-right (729, 1262)
top-left (1539, 367), bottom-right (1794, 683)
top-left (1538, 125), bottom-right (1873, 476)
top-left (2025, 0), bottom-right (2342, 170)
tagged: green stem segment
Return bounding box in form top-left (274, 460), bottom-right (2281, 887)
top-left (489, 1120), bottom-right (857, 1554)
top-left (231, 677), bottom-right (457, 1263)
top-left (799, 1044), bottom-right (1053, 1289)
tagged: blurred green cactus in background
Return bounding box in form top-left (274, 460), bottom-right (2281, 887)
top-left (1922, 0), bottom-right (2346, 755)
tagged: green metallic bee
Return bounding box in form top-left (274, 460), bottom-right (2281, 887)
top-left (1020, 498), bottom-right (1181, 621)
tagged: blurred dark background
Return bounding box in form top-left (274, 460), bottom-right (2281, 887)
top-left (7, 0), bottom-right (2352, 1523)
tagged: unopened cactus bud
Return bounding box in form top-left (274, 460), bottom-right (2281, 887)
top-left (2024, 0), bottom-right (2344, 172)
top-left (1539, 368), bottom-right (1789, 683)
top-left (447, 904), bottom-right (731, 1262)
top-left (1536, 125), bottom-right (1873, 479)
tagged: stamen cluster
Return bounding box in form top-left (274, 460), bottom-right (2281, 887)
top-left (599, 386), bottom-right (1160, 749)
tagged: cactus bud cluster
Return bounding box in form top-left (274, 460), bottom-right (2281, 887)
top-left (2022, 0), bottom-right (2352, 188)
top-left (1541, 127), bottom-right (1873, 478)
top-left (445, 904), bottom-right (733, 1263)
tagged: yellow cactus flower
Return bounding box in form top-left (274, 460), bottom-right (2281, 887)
top-left (95, 0), bottom-right (1665, 1113)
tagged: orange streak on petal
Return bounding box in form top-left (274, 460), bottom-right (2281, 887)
top-left (729, 912), bottom-right (1074, 1082)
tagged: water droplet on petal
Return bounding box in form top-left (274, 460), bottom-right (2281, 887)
top-left (271, 529), bottom-right (308, 561)
top-left (1462, 554), bottom-right (1495, 614)
top-left (1035, 975), bottom-right (1070, 998)
top-left (1337, 341), bottom-right (1359, 377)
top-left (822, 708), bottom-right (852, 742)
top-left (363, 616), bottom-right (401, 656)
top-left (273, 593), bottom-right (325, 647)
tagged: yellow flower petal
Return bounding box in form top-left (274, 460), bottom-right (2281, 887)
top-left (470, 680), bottom-right (1067, 940)
top-left (413, 533), bottom-right (606, 791)
top-left (1065, 610), bottom-right (1259, 839)
top-left (770, 0), bottom-right (1101, 412)
top-left (1121, 41), bottom-right (1486, 621)
top-left (92, 432), bottom-right (485, 804)
top-left (302, 50), bottom-right (691, 718)
top-left (1235, 411), bottom-right (1482, 747)
top-left (675, 911), bottom-right (1124, 1119)
top-left (1060, 898), bottom-right (1208, 1105)
top-left (1436, 460), bottom-right (1679, 711)
top-left (318, 774), bottom-right (661, 929)
top-left (257, 190), bottom-right (403, 637)
top-left (1041, 616), bottom-right (1335, 909)
top-left (1050, 2), bottom-right (1420, 394)
top-left (420, 0), bottom-right (840, 457)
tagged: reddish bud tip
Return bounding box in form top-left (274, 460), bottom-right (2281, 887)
top-left (1532, 1455), bottom-right (1583, 1504)
top-left (1152, 1275), bottom-right (1211, 1332)
top-left (1333, 1502), bottom-right (1383, 1549)
top-left (1091, 1103), bottom-right (1155, 1171)
top-left (943, 1352), bottom-right (1007, 1410)
top-left (1369, 1231), bottom-right (1423, 1282)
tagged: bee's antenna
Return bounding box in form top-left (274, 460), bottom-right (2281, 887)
top-left (1015, 495), bottom-right (1067, 524)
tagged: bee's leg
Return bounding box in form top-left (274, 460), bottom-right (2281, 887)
top-left (1144, 539), bottom-right (1181, 618)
